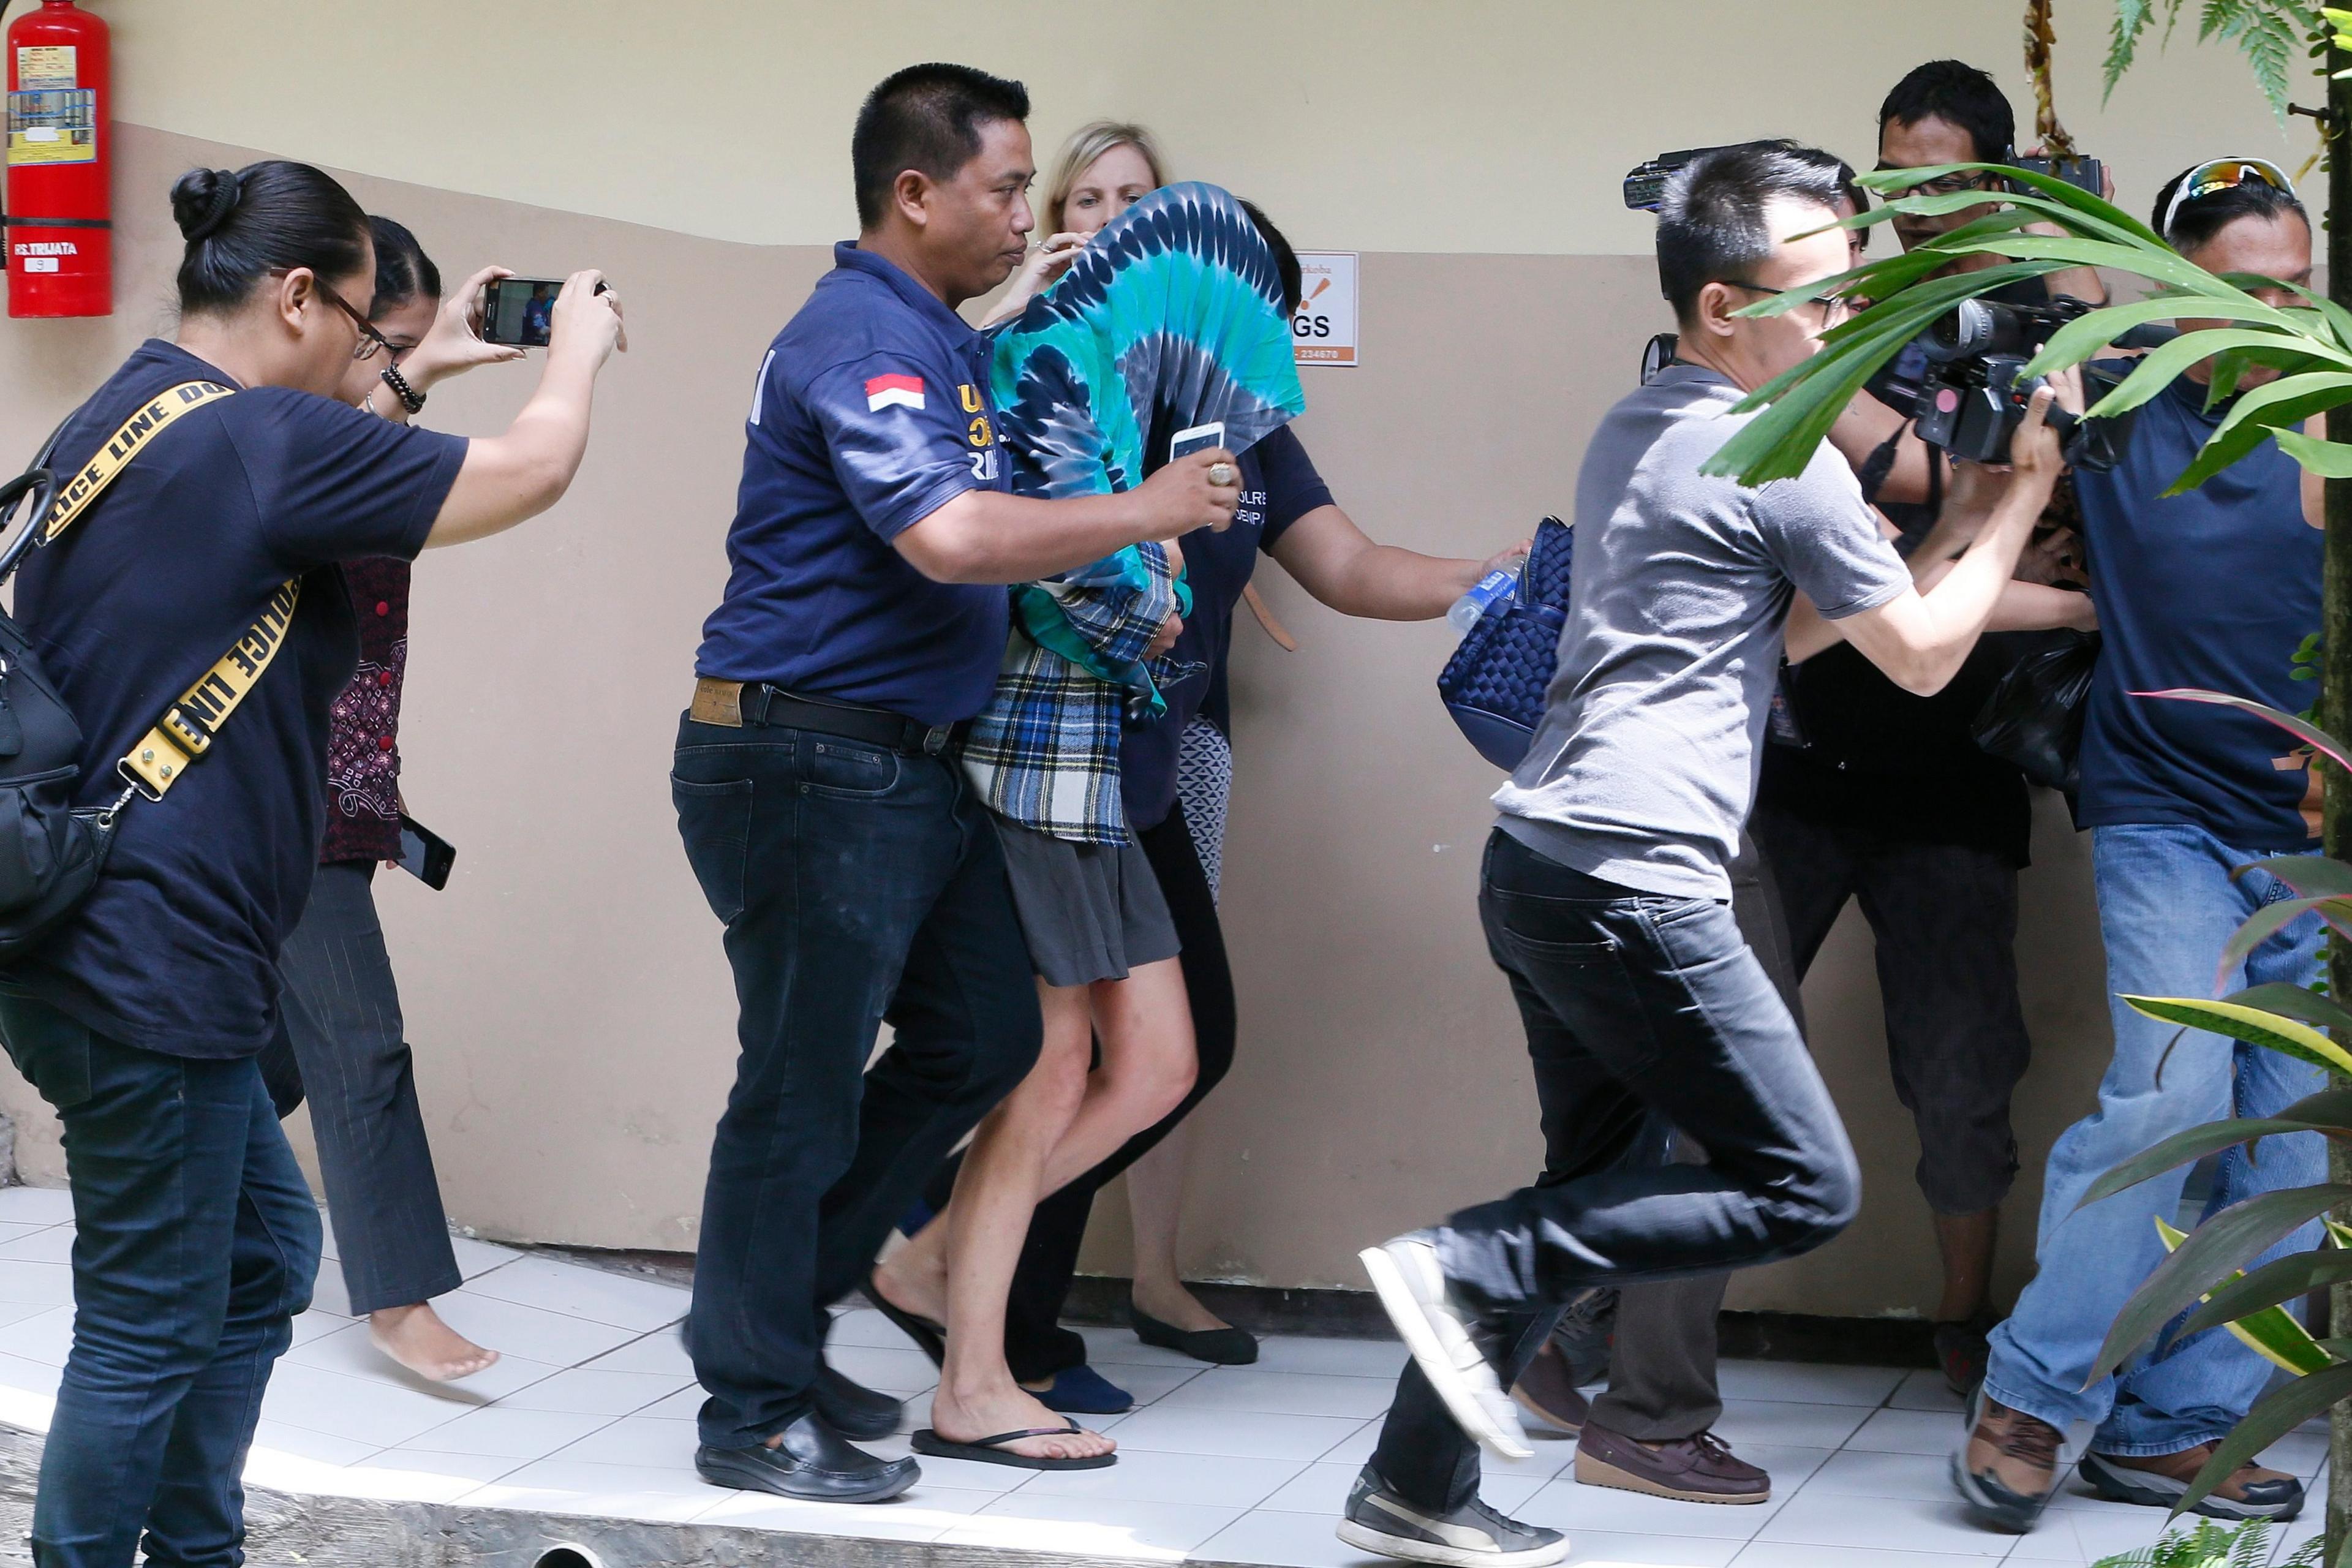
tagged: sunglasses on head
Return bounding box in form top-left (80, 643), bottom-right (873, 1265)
top-left (2161, 157), bottom-right (2297, 238)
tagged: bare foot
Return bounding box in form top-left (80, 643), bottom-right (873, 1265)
top-left (1131, 1278), bottom-right (1232, 1335)
top-left (369, 1302), bottom-right (499, 1382)
top-left (931, 1377), bottom-right (1113, 1462)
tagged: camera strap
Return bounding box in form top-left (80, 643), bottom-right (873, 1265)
top-left (36, 380), bottom-right (303, 802)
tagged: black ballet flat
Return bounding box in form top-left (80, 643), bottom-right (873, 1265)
top-left (1128, 1297), bottom-right (1259, 1365)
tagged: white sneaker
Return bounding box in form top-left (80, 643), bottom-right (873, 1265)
top-left (1359, 1234), bottom-right (1531, 1461)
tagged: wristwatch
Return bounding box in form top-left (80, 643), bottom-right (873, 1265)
top-left (379, 363), bottom-right (425, 415)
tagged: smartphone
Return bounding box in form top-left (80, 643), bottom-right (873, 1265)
top-left (395, 813), bottom-right (456, 891)
top-left (479, 276), bottom-right (583, 348)
top-left (1169, 421), bottom-right (1226, 463)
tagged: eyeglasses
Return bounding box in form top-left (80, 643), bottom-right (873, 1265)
top-left (1722, 279), bottom-right (1852, 330)
top-left (2160, 156), bottom-right (2298, 239)
top-left (270, 270), bottom-right (398, 362)
top-left (1873, 167), bottom-right (1996, 202)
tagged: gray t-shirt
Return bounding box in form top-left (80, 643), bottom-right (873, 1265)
top-left (1496, 364), bottom-right (1910, 899)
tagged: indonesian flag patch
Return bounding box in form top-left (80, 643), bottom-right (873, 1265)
top-left (865, 373), bottom-right (926, 412)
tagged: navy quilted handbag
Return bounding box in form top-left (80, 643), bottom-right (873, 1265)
top-left (1437, 516), bottom-right (1572, 771)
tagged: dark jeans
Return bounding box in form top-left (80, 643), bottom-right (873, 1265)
top-left (671, 717), bottom-right (1042, 1449)
top-left (1588, 834), bottom-right (1807, 1443)
top-left (255, 862), bottom-right (462, 1314)
top-left (919, 799), bottom-right (1236, 1383)
top-left (1371, 829), bottom-right (1858, 1510)
top-left (1751, 805), bottom-right (2028, 1216)
top-left (0, 993), bottom-right (319, 1568)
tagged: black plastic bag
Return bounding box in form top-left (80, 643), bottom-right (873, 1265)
top-left (1971, 628), bottom-right (2098, 793)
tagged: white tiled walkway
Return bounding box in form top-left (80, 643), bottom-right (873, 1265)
top-left (0, 1183), bottom-right (2325, 1567)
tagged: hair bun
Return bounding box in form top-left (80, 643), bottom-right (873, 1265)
top-left (170, 168), bottom-right (243, 244)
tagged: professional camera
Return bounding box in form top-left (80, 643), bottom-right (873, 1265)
top-left (2007, 153), bottom-right (2104, 198)
top-left (1624, 148), bottom-right (1725, 213)
top-left (1912, 295), bottom-right (2166, 470)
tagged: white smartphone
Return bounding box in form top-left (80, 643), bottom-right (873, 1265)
top-left (1169, 421), bottom-right (1226, 462)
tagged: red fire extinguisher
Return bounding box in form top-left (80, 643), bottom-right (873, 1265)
top-left (3, 0), bottom-right (109, 318)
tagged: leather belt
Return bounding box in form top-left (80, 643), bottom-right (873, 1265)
top-left (691, 677), bottom-right (961, 756)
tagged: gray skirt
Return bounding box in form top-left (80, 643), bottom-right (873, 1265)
top-left (993, 815), bottom-right (1182, 987)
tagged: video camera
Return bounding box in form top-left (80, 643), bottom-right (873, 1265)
top-left (1913, 295), bottom-right (2169, 470)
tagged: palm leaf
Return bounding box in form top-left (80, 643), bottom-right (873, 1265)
top-left (2150, 1216), bottom-right (2334, 1378)
top-left (2138, 692), bottom-right (2352, 774)
top-left (2119, 996), bottom-right (2352, 1077)
top-left (2227, 983), bottom-right (2352, 1038)
top-left (2244, 856), bottom-right (2352, 900)
top-left (2083, 1099), bottom-right (2352, 1207)
top-left (2092, 1184), bottom-right (2352, 1383)
top-left (2175, 1360), bottom-right (2352, 1517)
top-left (2177, 1246), bottom-right (2352, 1340)
top-left (2274, 425), bottom-right (2352, 476)
top-left (2216, 898), bottom-right (2352, 988)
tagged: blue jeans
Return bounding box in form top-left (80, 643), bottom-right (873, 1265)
top-left (0, 993), bottom-right (319, 1568)
top-left (671, 717), bottom-right (1041, 1450)
top-left (1986, 823), bottom-right (2325, 1456)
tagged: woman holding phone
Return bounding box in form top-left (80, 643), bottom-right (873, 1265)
top-left (0, 160), bottom-right (623, 1567)
top-left (904, 140), bottom-right (1518, 1415)
top-left (254, 215), bottom-right (528, 1384)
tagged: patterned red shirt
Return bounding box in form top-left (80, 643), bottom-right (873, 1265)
top-left (320, 556), bottom-right (409, 865)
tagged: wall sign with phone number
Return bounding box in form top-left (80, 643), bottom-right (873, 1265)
top-left (1293, 251), bottom-right (1357, 368)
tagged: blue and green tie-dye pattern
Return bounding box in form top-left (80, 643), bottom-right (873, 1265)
top-left (962, 182), bottom-right (1305, 845)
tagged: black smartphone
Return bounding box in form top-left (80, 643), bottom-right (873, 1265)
top-left (479, 276), bottom-right (571, 348)
top-left (395, 814), bottom-right (456, 891)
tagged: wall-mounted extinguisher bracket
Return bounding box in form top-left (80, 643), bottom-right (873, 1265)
top-left (4, 0), bottom-right (111, 318)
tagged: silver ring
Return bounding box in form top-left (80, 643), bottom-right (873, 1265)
top-left (1207, 462), bottom-right (1236, 487)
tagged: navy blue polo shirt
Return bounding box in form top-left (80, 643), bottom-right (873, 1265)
top-left (1120, 426), bottom-right (1333, 829)
top-left (696, 244), bottom-right (1012, 726)
top-left (9, 340), bottom-right (466, 1058)
top-left (2073, 365), bottom-right (2323, 848)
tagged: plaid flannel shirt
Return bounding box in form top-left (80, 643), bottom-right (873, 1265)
top-left (961, 541), bottom-right (1177, 844)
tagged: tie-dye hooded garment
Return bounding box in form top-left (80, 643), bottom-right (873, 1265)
top-left (960, 182), bottom-right (1306, 844)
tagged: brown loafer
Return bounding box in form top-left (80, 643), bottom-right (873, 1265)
top-left (1574, 1418), bottom-right (1770, 1504)
top-left (1510, 1338), bottom-right (1589, 1436)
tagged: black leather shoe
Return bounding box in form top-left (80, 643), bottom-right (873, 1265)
top-left (816, 1361), bottom-right (903, 1442)
top-left (1128, 1298), bottom-right (1259, 1365)
top-left (695, 1412), bottom-right (919, 1503)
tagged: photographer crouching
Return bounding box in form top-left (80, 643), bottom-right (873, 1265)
top-left (1338, 143), bottom-right (2067, 1568)
top-left (1956, 159), bottom-right (2326, 1536)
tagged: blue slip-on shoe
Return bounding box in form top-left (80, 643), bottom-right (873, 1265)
top-left (1033, 1365), bottom-right (1134, 1415)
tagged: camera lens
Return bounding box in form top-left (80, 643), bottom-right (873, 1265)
top-left (1924, 299), bottom-right (1994, 361)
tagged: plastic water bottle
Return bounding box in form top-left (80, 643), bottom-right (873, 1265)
top-left (1448, 567), bottom-right (1517, 634)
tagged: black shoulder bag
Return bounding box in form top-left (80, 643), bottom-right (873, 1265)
top-left (0, 380), bottom-right (301, 959)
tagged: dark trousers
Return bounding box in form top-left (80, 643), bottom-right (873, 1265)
top-left (1586, 835), bottom-right (1807, 1442)
top-left (254, 862), bottom-right (461, 1314)
top-left (1371, 829), bottom-right (1859, 1510)
top-left (671, 717), bottom-right (1042, 1449)
top-left (1750, 805), bottom-right (2027, 1217)
top-left (919, 800), bottom-right (1236, 1383)
top-left (0, 993), bottom-right (319, 1568)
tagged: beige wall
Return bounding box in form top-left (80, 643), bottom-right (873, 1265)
top-left (0, 2), bottom-right (2306, 1316)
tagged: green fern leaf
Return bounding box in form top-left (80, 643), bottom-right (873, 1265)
top-left (2108, 0), bottom-right (2162, 96)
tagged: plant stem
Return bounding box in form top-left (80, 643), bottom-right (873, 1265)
top-left (2326, 31), bottom-right (2352, 1568)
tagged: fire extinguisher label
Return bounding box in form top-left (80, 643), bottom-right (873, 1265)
top-left (15, 45), bottom-right (77, 90)
top-left (6, 88), bottom-right (94, 166)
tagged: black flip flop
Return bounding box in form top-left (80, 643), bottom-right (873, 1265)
top-left (911, 1420), bottom-right (1115, 1471)
top-left (863, 1269), bottom-right (946, 1368)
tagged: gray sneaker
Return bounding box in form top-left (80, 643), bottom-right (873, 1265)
top-left (1338, 1467), bottom-right (1568, 1568)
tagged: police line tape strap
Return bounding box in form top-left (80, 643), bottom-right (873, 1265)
top-left (118, 577), bottom-right (301, 801)
top-left (43, 380), bottom-right (236, 543)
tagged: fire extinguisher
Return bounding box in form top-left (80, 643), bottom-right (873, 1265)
top-left (3, 0), bottom-right (109, 318)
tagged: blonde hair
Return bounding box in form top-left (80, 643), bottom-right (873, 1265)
top-left (1044, 121), bottom-right (1167, 232)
